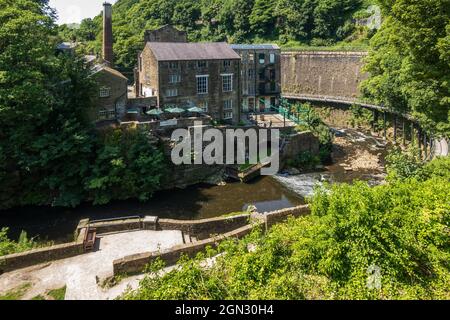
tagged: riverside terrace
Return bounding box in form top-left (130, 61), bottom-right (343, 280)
top-left (0, 206), bottom-right (310, 300)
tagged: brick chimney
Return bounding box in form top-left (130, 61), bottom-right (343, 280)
top-left (102, 2), bottom-right (114, 66)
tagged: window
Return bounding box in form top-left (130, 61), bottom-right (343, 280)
top-left (169, 74), bottom-right (181, 83)
top-left (222, 74), bottom-right (233, 92)
top-left (199, 101), bottom-right (208, 112)
top-left (249, 54), bottom-right (254, 62)
top-left (98, 108), bottom-right (115, 120)
top-left (224, 111), bottom-right (233, 120)
top-left (270, 53), bottom-right (275, 64)
top-left (223, 60), bottom-right (231, 68)
top-left (197, 61), bottom-right (207, 68)
top-left (259, 53), bottom-right (265, 64)
top-left (224, 99), bottom-right (233, 110)
top-left (270, 69), bottom-right (276, 80)
top-left (166, 88), bottom-right (178, 97)
top-left (248, 83), bottom-right (255, 95)
top-left (248, 69), bottom-right (254, 79)
top-left (169, 61), bottom-right (179, 69)
top-left (196, 75), bottom-right (208, 94)
top-left (99, 87), bottom-right (110, 98)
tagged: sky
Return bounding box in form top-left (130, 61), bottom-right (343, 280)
top-left (49, 0), bottom-right (117, 25)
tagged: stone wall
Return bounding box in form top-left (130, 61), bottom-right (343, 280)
top-left (281, 51), bottom-right (368, 100)
top-left (158, 214), bottom-right (250, 240)
top-left (111, 205), bottom-right (311, 276)
top-left (263, 205), bottom-right (311, 228)
top-left (0, 228), bottom-right (87, 274)
top-left (112, 224), bottom-right (258, 275)
top-left (282, 131), bottom-right (320, 163)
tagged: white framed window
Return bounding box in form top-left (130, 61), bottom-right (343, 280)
top-left (169, 74), bottom-right (181, 83)
top-left (166, 88), bottom-right (178, 97)
top-left (224, 99), bottom-right (233, 110)
top-left (223, 60), bottom-right (231, 68)
top-left (270, 53), bottom-right (275, 64)
top-left (196, 75), bottom-right (209, 94)
top-left (99, 87), bottom-right (110, 98)
top-left (222, 74), bottom-right (233, 92)
top-left (199, 101), bottom-right (208, 112)
top-left (249, 53), bottom-right (254, 62)
top-left (224, 111), bottom-right (233, 120)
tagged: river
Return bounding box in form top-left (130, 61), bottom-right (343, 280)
top-left (0, 128), bottom-right (388, 243)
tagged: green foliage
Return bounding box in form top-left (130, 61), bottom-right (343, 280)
top-left (385, 146), bottom-right (423, 181)
top-left (0, 228), bottom-right (38, 256)
top-left (294, 103), bottom-right (334, 163)
top-left (58, 0), bottom-right (372, 70)
top-left (349, 104), bottom-right (373, 128)
top-left (361, 0), bottom-right (450, 137)
top-left (47, 286), bottom-right (66, 300)
top-left (123, 158), bottom-right (450, 300)
top-left (0, 283), bottom-right (32, 300)
top-left (287, 151), bottom-right (321, 171)
top-left (87, 128), bottom-right (167, 205)
top-left (0, 0), bottom-right (168, 209)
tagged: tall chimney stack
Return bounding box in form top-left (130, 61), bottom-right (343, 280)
top-left (102, 2), bottom-right (114, 66)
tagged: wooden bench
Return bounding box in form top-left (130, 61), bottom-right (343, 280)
top-left (84, 227), bottom-right (97, 252)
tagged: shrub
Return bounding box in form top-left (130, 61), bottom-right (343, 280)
top-left (122, 158), bottom-right (450, 300)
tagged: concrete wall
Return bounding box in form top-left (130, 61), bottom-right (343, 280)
top-left (281, 51), bottom-right (368, 100)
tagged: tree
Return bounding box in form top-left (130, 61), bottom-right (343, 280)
top-left (361, 0), bottom-right (450, 136)
top-left (249, 0), bottom-right (276, 37)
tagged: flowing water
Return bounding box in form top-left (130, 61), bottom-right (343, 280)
top-left (0, 128), bottom-right (387, 243)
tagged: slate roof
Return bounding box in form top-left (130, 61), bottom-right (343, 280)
top-left (91, 64), bottom-right (128, 80)
top-left (230, 44), bottom-right (280, 50)
top-left (146, 42), bottom-right (241, 61)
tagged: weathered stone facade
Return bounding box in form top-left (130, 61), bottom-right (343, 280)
top-left (137, 42), bottom-right (242, 124)
top-left (231, 44), bottom-right (282, 113)
top-left (281, 51), bottom-right (368, 100)
top-left (90, 65), bottom-right (128, 122)
top-left (144, 25), bottom-right (188, 43)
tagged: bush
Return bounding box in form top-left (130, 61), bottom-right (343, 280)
top-left (385, 146), bottom-right (423, 181)
top-left (122, 158), bottom-right (450, 300)
top-left (0, 228), bottom-right (39, 256)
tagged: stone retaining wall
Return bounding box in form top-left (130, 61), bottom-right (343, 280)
top-left (281, 51), bottom-right (368, 100)
top-left (113, 223), bottom-right (259, 275)
top-left (87, 214), bottom-right (251, 240)
top-left (0, 228), bottom-right (87, 274)
top-left (158, 214), bottom-right (251, 240)
top-left (112, 205), bottom-right (311, 275)
top-left (0, 205), bottom-right (310, 275)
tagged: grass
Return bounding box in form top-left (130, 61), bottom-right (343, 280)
top-left (0, 283), bottom-right (32, 300)
top-left (47, 286), bottom-right (66, 300)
